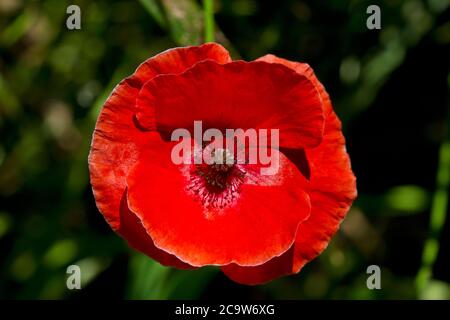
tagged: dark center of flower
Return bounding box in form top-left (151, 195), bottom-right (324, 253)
top-left (186, 147), bottom-right (246, 210)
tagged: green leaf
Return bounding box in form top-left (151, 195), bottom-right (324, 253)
top-left (355, 185), bottom-right (430, 216)
top-left (166, 267), bottom-right (218, 299)
top-left (161, 0), bottom-right (204, 45)
top-left (127, 253), bottom-right (171, 299)
top-left (0, 9), bottom-right (34, 47)
top-left (419, 280), bottom-right (450, 300)
top-left (384, 185), bottom-right (430, 213)
top-left (139, 0), bottom-right (240, 57)
top-left (138, 0), bottom-right (167, 28)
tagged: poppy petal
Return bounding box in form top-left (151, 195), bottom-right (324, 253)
top-left (221, 247), bottom-right (296, 285)
top-left (258, 55), bottom-right (356, 272)
top-left (119, 188), bottom-right (195, 269)
top-left (136, 60), bottom-right (325, 148)
top-left (126, 141), bottom-right (311, 267)
top-left (294, 106), bottom-right (357, 271)
top-left (221, 55), bottom-right (357, 284)
top-left (88, 43), bottom-right (232, 268)
top-left (133, 42), bottom-right (232, 87)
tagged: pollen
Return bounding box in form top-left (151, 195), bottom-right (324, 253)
top-left (210, 148), bottom-right (235, 173)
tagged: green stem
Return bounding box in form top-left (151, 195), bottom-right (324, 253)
top-left (203, 0), bottom-right (215, 42)
top-left (415, 76), bottom-right (450, 294)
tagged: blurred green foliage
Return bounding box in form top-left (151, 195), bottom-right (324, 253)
top-left (0, 0), bottom-right (449, 299)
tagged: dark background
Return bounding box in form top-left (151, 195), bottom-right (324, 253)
top-left (0, 0), bottom-right (449, 299)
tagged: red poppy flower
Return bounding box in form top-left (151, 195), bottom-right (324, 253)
top-left (88, 43), bottom-right (357, 284)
